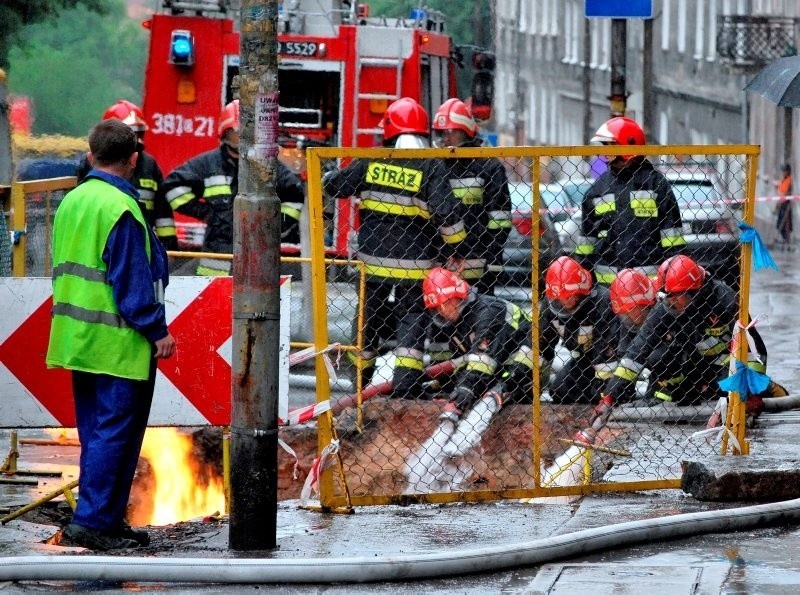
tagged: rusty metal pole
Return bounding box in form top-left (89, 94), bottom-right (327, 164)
top-left (229, 0), bottom-right (281, 551)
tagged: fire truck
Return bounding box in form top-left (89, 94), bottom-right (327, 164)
top-left (140, 0), bottom-right (493, 256)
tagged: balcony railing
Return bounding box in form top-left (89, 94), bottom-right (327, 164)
top-left (717, 15), bottom-right (799, 69)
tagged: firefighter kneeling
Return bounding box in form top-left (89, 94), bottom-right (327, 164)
top-left (403, 267), bottom-right (534, 493)
top-left (576, 255), bottom-right (788, 445)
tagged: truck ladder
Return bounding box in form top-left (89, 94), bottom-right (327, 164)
top-left (352, 43), bottom-right (404, 143)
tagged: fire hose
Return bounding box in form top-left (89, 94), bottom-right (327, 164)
top-left (3, 499), bottom-right (800, 583)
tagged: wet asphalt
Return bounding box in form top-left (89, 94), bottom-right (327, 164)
top-left (2, 247), bottom-right (800, 592)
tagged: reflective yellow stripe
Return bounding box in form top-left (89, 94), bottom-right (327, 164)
top-left (630, 197), bottom-right (658, 217)
top-left (452, 187), bottom-right (484, 205)
top-left (347, 351), bottom-right (376, 367)
top-left (361, 199), bottom-right (430, 218)
top-left (156, 226), bottom-right (177, 237)
top-left (613, 365), bottom-right (638, 381)
top-left (654, 391), bottom-right (673, 402)
top-left (487, 219), bottom-right (512, 229)
top-left (574, 244), bottom-right (596, 255)
top-left (658, 374), bottom-right (685, 386)
top-left (595, 272), bottom-right (617, 284)
top-left (364, 264), bottom-right (428, 280)
top-left (465, 361), bottom-right (495, 375)
top-left (661, 235), bottom-right (687, 247)
top-left (442, 229), bottom-right (467, 244)
top-left (395, 356), bottom-right (424, 371)
top-left (507, 350), bottom-right (534, 368)
top-left (699, 342), bottom-right (728, 356)
top-left (280, 204), bottom-right (302, 220)
top-left (428, 350), bottom-right (454, 362)
top-left (595, 370), bottom-right (613, 380)
top-left (196, 266), bottom-right (229, 276)
top-left (747, 360), bottom-right (767, 374)
top-left (169, 191), bottom-right (195, 210)
top-left (595, 201), bottom-right (616, 215)
top-left (205, 185), bottom-right (232, 197)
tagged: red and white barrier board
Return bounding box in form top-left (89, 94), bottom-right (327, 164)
top-left (0, 276), bottom-right (290, 428)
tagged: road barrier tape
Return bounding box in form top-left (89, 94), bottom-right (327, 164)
top-left (280, 400), bottom-right (332, 426)
top-left (300, 439), bottom-right (340, 505)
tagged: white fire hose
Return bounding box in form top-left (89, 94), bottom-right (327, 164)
top-left (2, 498), bottom-right (800, 584)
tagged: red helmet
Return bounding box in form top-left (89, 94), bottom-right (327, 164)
top-left (610, 269), bottom-right (656, 314)
top-left (590, 117), bottom-right (645, 161)
top-left (382, 97), bottom-right (429, 142)
top-left (659, 255), bottom-right (706, 294)
top-left (218, 99), bottom-right (240, 138)
top-left (433, 98), bottom-right (477, 138)
top-left (545, 256), bottom-right (592, 301)
top-left (103, 100), bottom-right (147, 133)
top-left (423, 267), bottom-right (470, 309)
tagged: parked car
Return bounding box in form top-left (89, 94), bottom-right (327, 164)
top-left (664, 168), bottom-right (742, 289)
top-left (500, 182), bottom-right (563, 288)
top-left (544, 178), bottom-right (593, 253)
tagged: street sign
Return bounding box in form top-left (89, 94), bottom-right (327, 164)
top-left (585, 0), bottom-right (652, 18)
top-left (0, 276), bottom-right (290, 428)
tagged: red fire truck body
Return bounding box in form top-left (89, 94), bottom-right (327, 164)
top-left (140, 1), bottom-right (465, 256)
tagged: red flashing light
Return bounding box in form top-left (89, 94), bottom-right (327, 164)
top-left (420, 34), bottom-right (430, 45)
top-left (142, 19), bottom-right (152, 30)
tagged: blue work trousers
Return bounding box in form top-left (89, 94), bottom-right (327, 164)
top-left (71, 363), bottom-right (155, 533)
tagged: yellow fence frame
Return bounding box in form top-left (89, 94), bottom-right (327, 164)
top-left (306, 144), bottom-right (760, 508)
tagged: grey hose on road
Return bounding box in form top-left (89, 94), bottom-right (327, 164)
top-left (610, 394), bottom-right (800, 424)
top-left (3, 498), bottom-right (800, 584)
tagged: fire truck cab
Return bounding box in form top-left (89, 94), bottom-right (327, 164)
top-left (141, 0), bottom-right (489, 255)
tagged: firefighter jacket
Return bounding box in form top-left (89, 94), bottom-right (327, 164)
top-left (575, 158), bottom-right (686, 284)
top-left (605, 278), bottom-right (767, 401)
top-left (441, 157), bottom-right (512, 281)
top-left (539, 285), bottom-right (620, 378)
top-left (278, 165), bottom-right (306, 245)
top-left (323, 157), bottom-right (468, 284)
top-left (47, 176), bottom-right (161, 381)
top-left (77, 150), bottom-right (177, 250)
top-left (439, 291), bottom-right (533, 408)
top-left (165, 148), bottom-right (307, 258)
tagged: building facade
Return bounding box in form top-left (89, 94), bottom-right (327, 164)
top-left (492, 0), bottom-right (800, 196)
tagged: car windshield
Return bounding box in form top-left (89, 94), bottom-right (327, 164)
top-left (670, 181), bottom-right (718, 208)
top-left (508, 183), bottom-right (559, 214)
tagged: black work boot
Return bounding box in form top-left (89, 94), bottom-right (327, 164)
top-left (117, 523), bottom-right (150, 546)
top-left (62, 523), bottom-right (138, 551)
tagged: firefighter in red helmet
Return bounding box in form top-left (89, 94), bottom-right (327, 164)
top-left (323, 98), bottom-right (468, 395)
top-left (573, 116), bottom-right (686, 285)
top-left (431, 98), bottom-right (511, 294)
top-left (77, 100), bottom-right (178, 250)
top-left (162, 99), bottom-right (305, 274)
top-left (540, 256), bottom-right (619, 404)
top-left (404, 267), bottom-right (534, 493)
top-left (576, 255), bottom-right (787, 444)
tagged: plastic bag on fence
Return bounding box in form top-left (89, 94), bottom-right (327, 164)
top-left (738, 222), bottom-right (778, 271)
top-left (718, 360), bottom-right (771, 400)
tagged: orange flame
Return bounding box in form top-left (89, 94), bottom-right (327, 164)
top-left (138, 428), bottom-right (225, 526)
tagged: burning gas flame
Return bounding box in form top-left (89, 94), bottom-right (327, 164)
top-left (137, 428), bottom-right (225, 526)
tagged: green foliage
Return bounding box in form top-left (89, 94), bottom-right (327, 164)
top-left (7, 1), bottom-right (146, 136)
top-left (0, 0), bottom-right (106, 69)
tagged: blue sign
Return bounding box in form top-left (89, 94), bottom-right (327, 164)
top-left (585, 0), bottom-right (652, 18)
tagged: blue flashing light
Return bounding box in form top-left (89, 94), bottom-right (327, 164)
top-left (169, 29), bottom-right (195, 66)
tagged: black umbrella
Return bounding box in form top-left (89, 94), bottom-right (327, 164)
top-left (744, 55), bottom-right (800, 107)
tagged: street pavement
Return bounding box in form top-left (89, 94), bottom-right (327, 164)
top-left (2, 250), bottom-right (800, 592)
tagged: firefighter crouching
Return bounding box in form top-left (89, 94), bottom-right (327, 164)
top-left (540, 256), bottom-right (619, 405)
top-left (163, 99), bottom-right (305, 275)
top-left (323, 97), bottom-right (468, 394)
top-left (574, 116), bottom-right (686, 285)
top-left (77, 100), bottom-right (178, 250)
top-left (403, 267), bottom-right (534, 493)
top-left (577, 255), bottom-right (788, 444)
top-left (431, 98), bottom-right (512, 293)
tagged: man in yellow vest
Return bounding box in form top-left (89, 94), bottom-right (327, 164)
top-left (46, 119), bottom-right (176, 551)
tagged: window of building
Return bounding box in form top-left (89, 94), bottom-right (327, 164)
top-left (564, 1), bottom-right (581, 64)
top-left (694, 0), bottom-right (705, 59)
top-left (661, 0), bottom-right (671, 51)
top-left (659, 110), bottom-right (669, 145)
top-left (600, 19), bottom-right (610, 69)
top-left (591, 19), bottom-right (600, 67)
top-left (707, 0), bottom-right (717, 61)
top-left (678, 0), bottom-right (687, 54)
top-left (528, 85), bottom-right (537, 141)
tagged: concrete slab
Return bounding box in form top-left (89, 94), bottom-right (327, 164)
top-left (681, 454), bottom-right (800, 501)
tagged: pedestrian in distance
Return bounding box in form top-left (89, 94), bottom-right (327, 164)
top-left (575, 255), bottom-right (787, 445)
top-left (574, 116), bottom-right (686, 284)
top-left (775, 163), bottom-right (793, 249)
top-left (77, 100), bottom-right (178, 250)
top-left (46, 119), bottom-right (176, 551)
top-left (323, 97), bottom-right (468, 395)
top-left (404, 267), bottom-right (534, 493)
top-left (163, 99), bottom-right (306, 275)
top-left (540, 256), bottom-right (620, 405)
